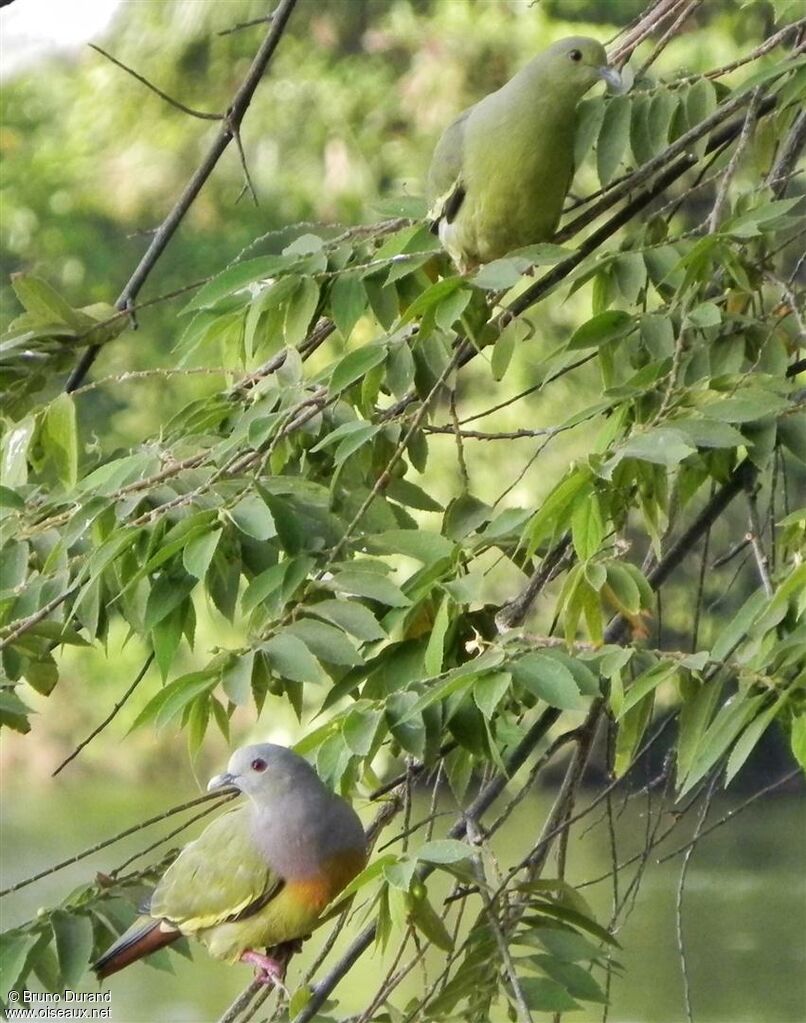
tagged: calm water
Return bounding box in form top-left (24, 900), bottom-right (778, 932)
top-left (2, 779), bottom-right (804, 1023)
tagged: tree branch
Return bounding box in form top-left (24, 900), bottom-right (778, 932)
top-left (65, 0), bottom-right (300, 392)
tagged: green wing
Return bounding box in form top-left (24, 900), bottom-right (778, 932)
top-left (427, 107), bottom-right (472, 226)
top-left (150, 807), bottom-right (281, 933)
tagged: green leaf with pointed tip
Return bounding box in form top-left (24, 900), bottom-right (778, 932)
top-left (308, 598), bottom-right (387, 641)
top-left (330, 273), bottom-right (367, 340)
top-left (264, 632), bottom-right (327, 684)
top-left (513, 654), bottom-right (585, 710)
top-left (329, 344), bottom-right (388, 395)
top-left (597, 94), bottom-right (631, 185)
top-left (42, 393), bottom-right (78, 488)
top-left (328, 569), bottom-right (411, 607)
top-left (568, 310), bottom-right (633, 350)
top-left (51, 911), bottom-right (93, 987)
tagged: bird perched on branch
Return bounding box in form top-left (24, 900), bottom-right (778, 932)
top-left (427, 36), bottom-right (622, 272)
top-left (94, 743), bottom-right (367, 989)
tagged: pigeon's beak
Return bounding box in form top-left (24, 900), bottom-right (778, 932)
top-left (598, 66), bottom-right (624, 93)
top-left (207, 771), bottom-right (239, 793)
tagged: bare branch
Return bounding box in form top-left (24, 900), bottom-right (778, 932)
top-left (66, 0), bottom-right (301, 391)
top-left (52, 654), bottom-right (154, 776)
top-left (89, 44), bottom-right (221, 120)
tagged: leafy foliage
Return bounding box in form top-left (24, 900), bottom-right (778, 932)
top-left (1, 1), bottom-right (804, 1020)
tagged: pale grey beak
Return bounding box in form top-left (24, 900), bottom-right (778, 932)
top-left (207, 771), bottom-right (238, 793)
top-left (598, 66), bottom-right (624, 93)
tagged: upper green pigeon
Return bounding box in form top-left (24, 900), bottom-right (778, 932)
top-left (94, 744), bottom-right (367, 987)
top-left (427, 36), bottom-right (620, 271)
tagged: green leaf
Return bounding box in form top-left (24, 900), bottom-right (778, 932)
top-left (0, 689), bottom-right (34, 733)
top-left (791, 714), bottom-right (806, 771)
top-left (182, 528), bottom-right (221, 580)
top-left (614, 252), bottom-right (646, 304)
top-left (386, 341), bottom-right (416, 398)
top-left (363, 529), bottom-right (454, 565)
top-left (401, 277), bottom-right (466, 321)
top-left (221, 652), bottom-right (254, 705)
top-left (685, 301), bottom-right (722, 329)
top-left (526, 470), bottom-right (589, 555)
top-left (703, 389), bottom-right (790, 424)
top-left (42, 393), bottom-right (78, 488)
top-left (618, 661), bottom-right (677, 720)
top-left (491, 316), bottom-right (528, 381)
top-left (527, 955), bottom-right (607, 1003)
top-left (725, 695), bottom-right (786, 785)
top-left (11, 273), bottom-right (83, 326)
top-left (130, 669), bottom-right (217, 731)
top-left (710, 589), bottom-right (767, 662)
top-left (597, 94), bottom-right (631, 185)
top-left (328, 569), bottom-right (411, 607)
top-left (308, 598), bottom-right (387, 641)
top-left (648, 88), bottom-right (677, 152)
top-left (0, 930), bottom-right (39, 992)
top-left (385, 476), bottom-right (443, 512)
top-left (407, 887), bottom-right (454, 950)
top-left (284, 277), bottom-right (320, 346)
top-left (229, 495), bottom-right (276, 541)
top-left (568, 310), bottom-right (633, 350)
top-left (386, 690), bottom-right (426, 756)
top-left (778, 413), bottom-right (806, 464)
top-left (519, 976), bottom-right (581, 1013)
top-left (670, 418), bottom-right (746, 449)
top-left (264, 632), bottom-right (327, 684)
top-left (576, 96), bottom-right (606, 167)
top-left (343, 703), bottom-right (384, 755)
top-left (286, 618), bottom-right (363, 666)
top-left (51, 910), bottom-right (93, 987)
top-left (416, 839), bottom-right (473, 864)
top-left (526, 901), bottom-right (619, 947)
top-left (181, 255), bottom-right (293, 314)
top-left (473, 257), bottom-right (531, 290)
top-left (144, 572), bottom-right (196, 631)
top-left (242, 561), bottom-right (288, 615)
top-left (610, 428), bottom-right (696, 469)
top-left (473, 671), bottom-right (511, 719)
top-left (424, 596), bottom-right (451, 677)
top-left (679, 691), bottom-right (767, 795)
top-left (330, 273), bottom-right (367, 340)
top-left (513, 654), bottom-right (585, 710)
top-left (329, 344), bottom-right (388, 395)
top-left (571, 492), bottom-right (604, 560)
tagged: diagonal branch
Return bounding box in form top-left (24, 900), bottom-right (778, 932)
top-left (65, 0), bottom-right (300, 393)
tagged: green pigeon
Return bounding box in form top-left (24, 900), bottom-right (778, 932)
top-left (427, 36), bottom-right (621, 271)
top-left (94, 744), bottom-right (367, 988)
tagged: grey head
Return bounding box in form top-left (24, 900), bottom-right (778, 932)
top-left (207, 742), bottom-right (325, 804)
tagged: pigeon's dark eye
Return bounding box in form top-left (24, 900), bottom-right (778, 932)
top-left (251, 758), bottom-right (267, 772)
top-left (569, 49), bottom-right (583, 62)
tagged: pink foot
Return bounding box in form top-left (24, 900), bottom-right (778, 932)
top-left (240, 950), bottom-right (289, 994)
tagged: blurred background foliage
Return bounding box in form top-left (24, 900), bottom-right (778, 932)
top-left (1, 2), bottom-right (804, 1021)
top-left (2, 0), bottom-right (799, 779)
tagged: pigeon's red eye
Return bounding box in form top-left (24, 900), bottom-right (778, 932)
top-left (251, 758), bottom-right (267, 772)
top-left (569, 49), bottom-right (582, 62)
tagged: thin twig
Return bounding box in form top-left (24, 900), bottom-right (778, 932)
top-left (676, 775), bottom-right (718, 1023)
top-left (0, 790), bottom-right (236, 898)
top-left (707, 87), bottom-right (763, 234)
top-left (89, 44), bottom-right (221, 120)
top-left (746, 493), bottom-right (773, 598)
top-left (658, 769), bottom-right (802, 864)
top-left (52, 654), bottom-right (154, 776)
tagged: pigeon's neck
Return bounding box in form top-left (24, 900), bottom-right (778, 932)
top-left (247, 783), bottom-right (343, 880)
